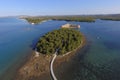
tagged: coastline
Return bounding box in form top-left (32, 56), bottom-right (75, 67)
top-left (14, 34), bottom-right (86, 80)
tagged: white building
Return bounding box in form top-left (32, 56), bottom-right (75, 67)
top-left (61, 23), bottom-right (80, 28)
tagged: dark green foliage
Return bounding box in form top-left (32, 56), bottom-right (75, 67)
top-left (23, 14), bottom-right (120, 23)
top-left (24, 16), bottom-right (95, 24)
top-left (25, 17), bottom-right (49, 24)
top-left (36, 29), bottom-right (83, 55)
top-left (92, 14), bottom-right (120, 21)
top-left (100, 17), bottom-right (120, 21)
top-left (52, 16), bottom-right (95, 22)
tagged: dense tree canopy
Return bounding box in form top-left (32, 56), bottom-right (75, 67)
top-left (52, 16), bottom-right (95, 22)
top-left (36, 29), bottom-right (83, 55)
top-left (25, 18), bottom-right (49, 24)
top-left (24, 14), bottom-right (120, 24)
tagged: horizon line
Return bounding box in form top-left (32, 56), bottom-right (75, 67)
top-left (0, 13), bottom-right (120, 17)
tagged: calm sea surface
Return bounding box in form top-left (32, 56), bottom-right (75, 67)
top-left (0, 18), bottom-right (120, 80)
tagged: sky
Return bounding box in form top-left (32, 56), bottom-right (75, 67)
top-left (0, 0), bottom-right (120, 16)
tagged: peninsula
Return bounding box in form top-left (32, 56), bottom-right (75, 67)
top-left (15, 28), bottom-right (85, 80)
top-left (24, 17), bottom-right (49, 24)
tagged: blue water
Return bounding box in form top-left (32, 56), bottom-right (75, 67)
top-left (0, 18), bottom-right (120, 80)
top-left (0, 17), bottom-right (65, 80)
top-left (57, 20), bottom-right (120, 80)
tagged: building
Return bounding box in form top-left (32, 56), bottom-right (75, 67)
top-left (61, 23), bottom-right (80, 28)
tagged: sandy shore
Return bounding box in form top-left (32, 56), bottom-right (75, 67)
top-left (14, 35), bottom-right (86, 80)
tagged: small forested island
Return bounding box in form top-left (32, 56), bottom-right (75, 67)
top-left (36, 28), bottom-right (83, 55)
top-left (15, 28), bottom-right (85, 80)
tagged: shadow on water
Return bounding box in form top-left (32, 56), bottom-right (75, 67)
top-left (30, 33), bottom-right (45, 50)
top-left (30, 37), bottom-right (39, 50)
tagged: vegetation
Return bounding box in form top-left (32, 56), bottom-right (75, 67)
top-left (100, 17), bottom-right (120, 21)
top-left (23, 14), bottom-right (120, 24)
top-left (91, 14), bottom-right (120, 21)
top-left (25, 17), bottom-right (49, 24)
top-left (24, 16), bottom-right (95, 24)
top-left (36, 29), bottom-right (83, 55)
top-left (52, 16), bottom-right (95, 22)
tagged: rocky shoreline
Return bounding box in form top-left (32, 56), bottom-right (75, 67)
top-left (15, 35), bottom-right (86, 80)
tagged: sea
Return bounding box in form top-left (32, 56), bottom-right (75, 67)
top-left (0, 17), bottom-right (120, 80)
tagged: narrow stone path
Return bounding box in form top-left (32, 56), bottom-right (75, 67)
top-left (50, 49), bottom-right (59, 80)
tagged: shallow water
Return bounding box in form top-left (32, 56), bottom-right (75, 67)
top-left (56, 20), bottom-right (120, 80)
top-left (0, 18), bottom-right (120, 80)
top-left (0, 17), bottom-right (63, 80)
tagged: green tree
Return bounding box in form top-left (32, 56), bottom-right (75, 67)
top-left (36, 28), bottom-right (83, 55)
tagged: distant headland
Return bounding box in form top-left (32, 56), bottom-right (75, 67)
top-left (22, 16), bottom-right (95, 24)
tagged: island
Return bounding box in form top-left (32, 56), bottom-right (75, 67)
top-left (36, 28), bottom-right (83, 55)
top-left (15, 28), bottom-right (86, 80)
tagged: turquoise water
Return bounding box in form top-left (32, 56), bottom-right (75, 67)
top-left (0, 18), bottom-right (64, 80)
top-left (57, 20), bottom-right (120, 80)
top-left (0, 18), bottom-right (120, 80)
